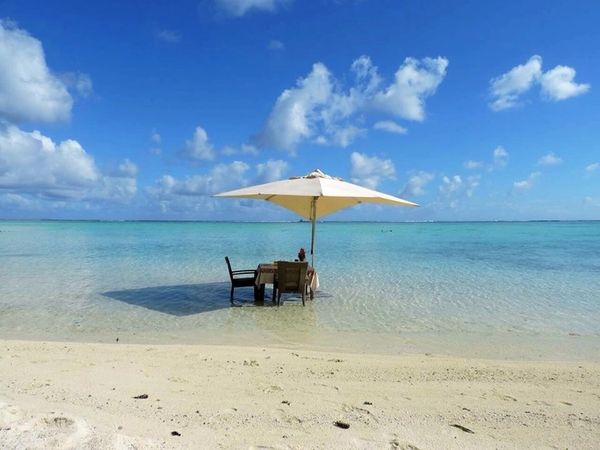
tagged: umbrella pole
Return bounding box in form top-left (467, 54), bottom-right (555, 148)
top-left (310, 197), bottom-right (317, 267)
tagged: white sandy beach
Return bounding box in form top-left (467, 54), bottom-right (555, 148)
top-left (1, 340), bottom-right (599, 449)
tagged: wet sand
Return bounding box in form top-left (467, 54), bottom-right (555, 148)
top-left (1, 340), bottom-right (600, 449)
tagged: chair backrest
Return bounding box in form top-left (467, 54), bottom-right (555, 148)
top-left (224, 256), bottom-right (234, 281)
top-left (276, 261), bottom-right (308, 294)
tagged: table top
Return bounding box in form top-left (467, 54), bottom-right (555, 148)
top-left (257, 262), bottom-right (314, 273)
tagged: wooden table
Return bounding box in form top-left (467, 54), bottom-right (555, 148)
top-left (254, 263), bottom-right (319, 303)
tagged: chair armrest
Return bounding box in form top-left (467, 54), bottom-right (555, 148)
top-left (232, 270), bottom-right (256, 275)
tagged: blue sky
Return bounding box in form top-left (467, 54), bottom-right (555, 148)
top-left (0, 0), bottom-right (598, 220)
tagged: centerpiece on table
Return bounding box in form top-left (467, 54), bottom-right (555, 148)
top-left (297, 248), bottom-right (306, 262)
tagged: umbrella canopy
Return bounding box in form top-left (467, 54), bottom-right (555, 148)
top-left (214, 169), bottom-right (418, 265)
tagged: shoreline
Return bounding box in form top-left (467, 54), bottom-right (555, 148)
top-left (2, 328), bottom-right (599, 363)
top-left (2, 339), bottom-right (599, 449)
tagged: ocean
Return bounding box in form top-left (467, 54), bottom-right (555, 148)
top-left (1, 220), bottom-right (599, 359)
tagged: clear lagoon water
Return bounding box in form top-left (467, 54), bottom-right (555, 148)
top-left (1, 220), bottom-right (599, 359)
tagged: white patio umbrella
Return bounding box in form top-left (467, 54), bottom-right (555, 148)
top-left (214, 169), bottom-right (418, 266)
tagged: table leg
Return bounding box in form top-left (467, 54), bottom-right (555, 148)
top-left (254, 284), bottom-right (266, 303)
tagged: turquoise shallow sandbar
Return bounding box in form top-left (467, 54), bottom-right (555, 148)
top-left (1, 220), bottom-right (599, 359)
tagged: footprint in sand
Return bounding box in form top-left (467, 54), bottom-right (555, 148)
top-left (389, 438), bottom-right (422, 450)
top-left (316, 383), bottom-right (340, 392)
top-left (1, 404), bottom-right (158, 449)
top-left (262, 385), bottom-right (283, 394)
top-left (206, 408), bottom-right (238, 424)
top-left (43, 416), bottom-right (75, 428)
top-left (271, 408), bottom-right (302, 425)
top-left (168, 376), bottom-right (188, 383)
top-left (0, 407), bottom-right (91, 448)
top-left (341, 404), bottom-right (379, 425)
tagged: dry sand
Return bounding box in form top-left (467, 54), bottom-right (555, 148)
top-left (1, 340), bottom-right (599, 449)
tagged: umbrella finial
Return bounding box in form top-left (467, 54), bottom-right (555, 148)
top-left (305, 169), bottom-right (325, 178)
top-left (306, 169), bottom-right (338, 179)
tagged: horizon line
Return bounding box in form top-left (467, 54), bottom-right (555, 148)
top-left (1, 219), bottom-right (599, 224)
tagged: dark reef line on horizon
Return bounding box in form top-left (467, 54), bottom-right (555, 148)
top-left (0, 219), bottom-right (599, 224)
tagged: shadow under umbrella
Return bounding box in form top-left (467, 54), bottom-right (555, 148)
top-left (102, 282), bottom-right (246, 316)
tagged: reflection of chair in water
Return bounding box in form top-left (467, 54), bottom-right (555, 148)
top-left (275, 261), bottom-right (308, 306)
top-left (225, 256), bottom-right (257, 304)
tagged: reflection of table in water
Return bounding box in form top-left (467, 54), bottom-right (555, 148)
top-left (255, 263), bottom-right (319, 303)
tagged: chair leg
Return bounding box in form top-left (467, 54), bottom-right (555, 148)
top-left (302, 290), bottom-right (305, 306)
top-left (277, 291), bottom-right (281, 307)
top-left (230, 285), bottom-right (234, 304)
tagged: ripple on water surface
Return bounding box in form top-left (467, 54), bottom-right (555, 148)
top-left (1, 221), bottom-right (600, 357)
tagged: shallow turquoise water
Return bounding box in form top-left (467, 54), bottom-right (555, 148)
top-left (1, 221), bottom-right (599, 359)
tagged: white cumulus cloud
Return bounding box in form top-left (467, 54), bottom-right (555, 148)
top-left (438, 174), bottom-right (480, 198)
top-left (148, 161), bottom-right (250, 199)
top-left (464, 147), bottom-right (509, 171)
top-left (0, 192), bottom-right (33, 209)
top-left (513, 171), bottom-right (541, 192)
top-left (373, 57), bottom-right (448, 121)
top-left (257, 55), bottom-right (448, 152)
top-left (537, 152), bottom-right (562, 166)
top-left (0, 124), bottom-right (98, 197)
top-left (0, 20), bottom-right (73, 123)
top-left (585, 162), bottom-right (599, 175)
top-left (60, 72), bottom-right (93, 98)
top-left (0, 124), bottom-right (136, 203)
top-left (493, 146), bottom-right (509, 169)
top-left (256, 63), bottom-right (332, 152)
top-left (464, 160), bottom-right (484, 170)
top-left (330, 125), bottom-right (367, 147)
top-left (146, 160), bottom-right (301, 214)
top-left (180, 126), bottom-right (216, 161)
top-left (489, 55), bottom-right (589, 110)
top-left (439, 175), bottom-right (463, 195)
top-left (256, 159), bottom-right (289, 183)
top-left (116, 159), bottom-right (138, 177)
top-left (91, 170), bottom-right (137, 203)
top-left (268, 40), bottom-right (284, 50)
top-left (401, 171), bottom-right (434, 197)
top-left (373, 120), bottom-right (407, 135)
top-left (156, 29), bottom-right (181, 43)
top-left (350, 152), bottom-right (395, 190)
top-left (540, 65), bottom-right (590, 101)
top-left (489, 55), bottom-right (542, 111)
top-left (584, 196), bottom-right (600, 208)
top-left (215, 0), bottom-right (291, 17)
top-left (222, 143), bottom-right (258, 156)
top-left (465, 175), bottom-right (480, 197)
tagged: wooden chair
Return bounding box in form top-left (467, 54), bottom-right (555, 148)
top-left (275, 261), bottom-right (308, 306)
top-left (225, 257), bottom-right (256, 304)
